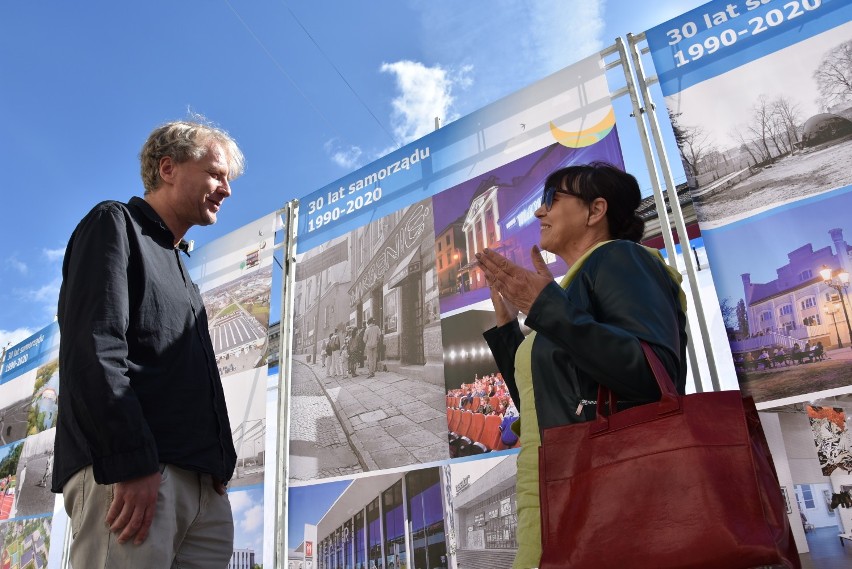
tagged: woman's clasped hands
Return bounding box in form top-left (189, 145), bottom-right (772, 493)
top-left (476, 245), bottom-right (555, 325)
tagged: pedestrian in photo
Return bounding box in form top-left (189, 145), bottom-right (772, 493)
top-left (53, 119), bottom-right (243, 568)
top-left (340, 329), bottom-right (350, 377)
top-left (357, 323), bottom-right (367, 370)
top-left (325, 333), bottom-right (335, 377)
top-left (347, 327), bottom-right (362, 377)
top-left (364, 317), bottom-right (382, 378)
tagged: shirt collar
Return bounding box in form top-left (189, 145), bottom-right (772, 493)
top-left (128, 196), bottom-right (179, 248)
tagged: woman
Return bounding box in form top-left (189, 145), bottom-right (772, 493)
top-left (477, 162), bottom-right (687, 568)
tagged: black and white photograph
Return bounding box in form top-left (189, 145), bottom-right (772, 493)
top-left (445, 452), bottom-right (519, 569)
top-left (222, 368), bottom-right (267, 489)
top-left (0, 370), bottom-right (35, 447)
top-left (289, 199), bottom-right (448, 482)
top-left (667, 21), bottom-right (852, 229)
top-left (760, 391), bottom-right (852, 564)
top-left (10, 428), bottom-right (56, 519)
top-left (703, 185), bottom-right (852, 406)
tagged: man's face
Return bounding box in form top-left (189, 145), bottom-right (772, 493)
top-left (169, 142), bottom-right (232, 229)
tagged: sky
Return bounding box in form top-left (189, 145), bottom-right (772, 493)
top-left (230, 484), bottom-right (265, 563)
top-left (0, 0), bottom-right (703, 347)
top-left (288, 478), bottom-right (351, 549)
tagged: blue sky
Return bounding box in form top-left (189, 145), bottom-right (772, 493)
top-left (287, 479), bottom-right (351, 550)
top-left (0, 0), bottom-right (702, 345)
top-left (229, 484), bottom-right (265, 564)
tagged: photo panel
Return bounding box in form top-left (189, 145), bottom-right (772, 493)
top-left (186, 213), bottom-right (277, 378)
top-left (444, 452), bottom-right (520, 568)
top-left (289, 199), bottom-right (447, 483)
top-left (288, 461), bottom-right (453, 569)
top-left (431, 136), bottom-right (624, 316)
top-left (229, 484), bottom-right (265, 568)
top-left (0, 441), bottom-right (24, 522)
top-left (222, 367), bottom-right (267, 489)
top-left (11, 428), bottom-right (55, 519)
top-left (0, 370), bottom-right (35, 448)
top-left (441, 310), bottom-right (521, 458)
top-left (0, 514), bottom-right (52, 568)
top-left (758, 387), bottom-right (852, 561)
top-left (662, 21), bottom-right (852, 229)
top-left (27, 359), bottom-right (58, 437)
top-left (702, 185), bottom-right (852, 407)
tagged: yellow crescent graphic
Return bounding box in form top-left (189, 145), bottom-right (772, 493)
top-left (549, 107), bottom-right (616, 148)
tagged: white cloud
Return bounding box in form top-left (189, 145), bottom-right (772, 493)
top-left (229, 489), bottom-right (257, 513)
top-left (0, 328), bottom-right (34, 349)
top-left (17, 277), bottom-right (61, 304)
top-left (240, 504), bottom-right (263, 533)
top-left (43, 247), bottom-right (65, 262)
top-left (379, 60), bottom-right (471, 144)
top-left (6, 256), bottom-right (28, 275)
top-left (324, 139), bottom-right (364, 169)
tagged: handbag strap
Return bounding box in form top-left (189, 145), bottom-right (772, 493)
top-left (593, 340), bottom-right (680, 427)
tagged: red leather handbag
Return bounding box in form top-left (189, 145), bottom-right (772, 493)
top-left (538, 342), bottom-right (800, 569)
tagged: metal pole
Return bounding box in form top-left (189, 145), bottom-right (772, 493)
top-left (275, 200), bottom-right (299, 568)
top-left (626, 32), bottom-right (722, 392)
top-left (613, 37), bottom-right (706, 393)
top-left (835, 285), bottom-right (852, 349)
top-left (828, 307), bottom-right (843, 348)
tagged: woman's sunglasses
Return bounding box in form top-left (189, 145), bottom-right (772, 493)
top-left (540, 186), bottom-right (573, 211)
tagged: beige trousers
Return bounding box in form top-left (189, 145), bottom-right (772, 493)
top-left (63, 465), bottom-right (233, 569)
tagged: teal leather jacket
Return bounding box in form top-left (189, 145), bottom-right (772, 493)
top-left (483, 240), bottom-right (687, 431)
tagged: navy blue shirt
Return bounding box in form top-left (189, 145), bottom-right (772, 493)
top-left (52, 197), bottom-right (236, 492)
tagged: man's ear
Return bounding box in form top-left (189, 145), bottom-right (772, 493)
top-left (587, 197), bottom-right (608, 226)
top-left (159, 156), bottom-right (176, 184)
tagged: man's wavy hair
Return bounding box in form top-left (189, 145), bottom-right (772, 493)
top-left (139, 119), bottom-right (245, 195)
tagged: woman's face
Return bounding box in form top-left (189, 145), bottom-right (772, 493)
top-left (534, 185), bottom-right (591, 257)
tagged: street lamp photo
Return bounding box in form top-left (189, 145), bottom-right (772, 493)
top-left (819, 265), bottom-right (852, 350)
top-left (823, 302), bottom-right (843, 348)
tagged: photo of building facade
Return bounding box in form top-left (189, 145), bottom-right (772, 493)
top-left (293, 199), bottom-right (443, 381)
top-left (739, 228), bottom-right (851, 350)
top-left (447, 454), bottom-right (519, 569)
top-left (295, 467), bottom-right (448, 569)
top-left (432, 137), bottom-right (625, 315)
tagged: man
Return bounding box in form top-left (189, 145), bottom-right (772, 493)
top-left (364, 317), bottom-right (382, 378)
top-left (52, 120), bottom-right (243, 568)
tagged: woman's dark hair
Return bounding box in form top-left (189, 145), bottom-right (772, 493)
top-left (543, 162), bottom-right (645, 242)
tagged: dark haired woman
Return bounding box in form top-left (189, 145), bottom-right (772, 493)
top-left (477, 162), bottom-right (687, 568)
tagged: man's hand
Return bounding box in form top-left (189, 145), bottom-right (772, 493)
top-left (477, 245), bottom-right (554, 315)
top-left (106, 471), bottom-right (161, 545)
